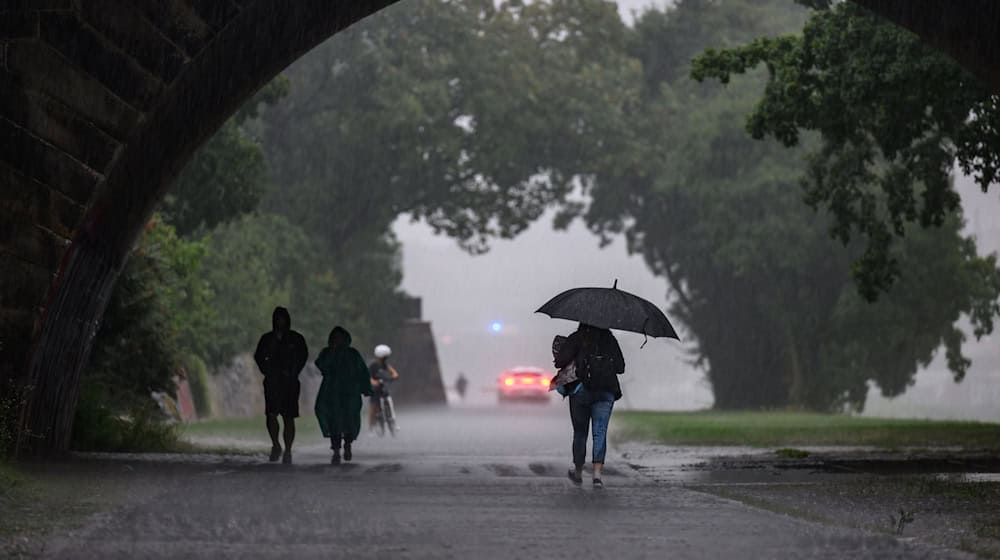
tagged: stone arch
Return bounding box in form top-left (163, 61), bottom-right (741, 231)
top-left (2, 0), bottom-right (397, 455)
top-left (1, 0), bottom-right (997, 455)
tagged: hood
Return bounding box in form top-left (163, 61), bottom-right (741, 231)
top-left (328, 325), bottom-right (352, 347)
top-left (272, 306), bottom-right (291, 331)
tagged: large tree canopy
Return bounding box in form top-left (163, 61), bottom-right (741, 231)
top-left (573, 0), bottom-right (1000, 410)
top-left (261, 0), bottom-right (640, 256)
top-left (690, 1), bottom-right (1000, 299)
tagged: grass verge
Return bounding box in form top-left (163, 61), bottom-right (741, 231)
top-left (616, 410), bottom-right (1000, 449)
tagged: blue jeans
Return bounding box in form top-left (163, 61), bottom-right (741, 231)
top-left (569, 386), bottom-right (615, 466)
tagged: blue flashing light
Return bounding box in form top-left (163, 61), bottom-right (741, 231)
top-left (490, 321), bottom-right (503, 333)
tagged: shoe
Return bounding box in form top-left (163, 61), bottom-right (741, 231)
top-left (567, 469), bottom-right (582, 485)
top-left (282, 450), bottom-right (292, 465)
top-left (593, 478), bottom-right (604, 489)
top-left (331, 452), bottom-right (341, 465)
top-left (269, 445), bottom-right (282, 462)
top-left (344, 443), bottom-right (352, 462)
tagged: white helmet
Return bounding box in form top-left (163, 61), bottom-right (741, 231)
top-left (374, 344), bottom-right (392, 358)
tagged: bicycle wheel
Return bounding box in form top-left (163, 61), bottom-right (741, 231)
top-left (374, 398), bottom-right (386, 436)
top-left (385, 396), bottom-right (397, 437)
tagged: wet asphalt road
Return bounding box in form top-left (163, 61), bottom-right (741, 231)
top-left (44, 406), bottom-right (971, 559)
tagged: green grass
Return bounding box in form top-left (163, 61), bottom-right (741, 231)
top-left (616, 410), bottom-right (1000, 449)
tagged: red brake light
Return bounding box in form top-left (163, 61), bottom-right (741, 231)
top-left (503, 378), bottom-right (515, 386)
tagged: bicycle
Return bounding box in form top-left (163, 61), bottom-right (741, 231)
top-left (371, 380), bottom-right (397, 437)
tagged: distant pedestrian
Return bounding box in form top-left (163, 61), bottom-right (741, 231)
top-left (253, 306), bottom-right (309, 465)
top-left (314, 326), bottom-right (372, 464)
top-left (455, 372), bottom-right (468, 400)
top-left (553, 323), bottom-right (625, 488)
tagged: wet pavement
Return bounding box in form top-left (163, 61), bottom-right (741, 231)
top-left (40, 407), bottom-right (977, 558)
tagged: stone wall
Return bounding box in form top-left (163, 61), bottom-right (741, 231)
top-left (208, 353), bottom-right (323, 419)
top-left (381, 320), bottom-right (447, 407)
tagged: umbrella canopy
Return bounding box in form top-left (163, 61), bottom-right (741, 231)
top-left (535, 280), bottom-right (679, 341)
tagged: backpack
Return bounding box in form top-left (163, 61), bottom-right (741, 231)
top-left (579, 352), bottom-right (617, 393)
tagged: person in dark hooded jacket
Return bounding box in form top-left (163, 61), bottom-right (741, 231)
top-left (254, 307), bottom-right (309, 464)
top-left (314, 326), bottom-right (372, 464)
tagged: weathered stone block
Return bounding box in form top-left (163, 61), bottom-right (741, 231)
top-left (79, 0), bottom-right (187, 83)
top-left (189, 0), bottom-right (240, 33)
top-left (0, 253), bottom-right (52, 312)
top-left (0, 306), bottom-right (35, 384)
top-left (0, 1), bottom-right (71, 10)
top-left (0, 116), bottom-right (99, 203)
top-left (6, 41), bottom-right (140, 140)
top-left (0, 214), bottom-right (69, 270)
top-left (39, 12), bottom-right (163, 110)
top-left (0, 79), bottom-right (120, 173)
top-left (130, 0), bottom-right (215, 58)
top-left (0, 10), bottom-right (39, 40)
top-left (0, 162), bottom-right (84, 239)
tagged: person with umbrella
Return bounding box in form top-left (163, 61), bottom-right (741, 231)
top-left (553, 323), bottom-right (624, 488)
top-left (538, 280), bottom-right (678, 488)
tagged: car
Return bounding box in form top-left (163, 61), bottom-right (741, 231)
top-left (497, 367), bottom-right (552, 403)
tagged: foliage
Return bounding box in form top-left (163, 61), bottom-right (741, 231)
top-left (197, 214), bottom-right (369, 364)
top-left (162, 120), bottom-right (267, 236)
top-left (182, 355), bottom-right (213, 418)
top-left (261, 0), bottom-right (640, 255)
top-left (0, 380), bottom-right (27, 459)
top-left (576, 0), bottom-right (1000, 410)
top-left (690, 2), bottom-right (1000, 299)
top-left (82, 221), bottom-right (192, 415)
top-left (71, 385), bottom-right (180, 452)
top-left (75, 219), bottom-right (203, 450)
top-left (162, 80), bottom-right (289, 236)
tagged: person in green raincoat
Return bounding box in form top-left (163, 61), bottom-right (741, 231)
top-left (314, 326), bottom-right (372, 464)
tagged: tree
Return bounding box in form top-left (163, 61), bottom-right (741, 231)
top-left (197, 213), bottom-right (369, 366)
top-left (75, 219), bottom-right (204, 449)
top-left (575, 0), bottom-right (1000, 410)
top-left (260, 0), bottom-right (640, 257)
top-left (161, 80), bottom-right (289, 236)
top-left (690, 1), bottom-right (1000, 299)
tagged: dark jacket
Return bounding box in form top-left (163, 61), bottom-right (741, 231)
top-left (254, 307), bottom-right (309, 378)
top-left (314, 326), bottom-right (372, 440)
top-left (554, 325), bottom-right (625, 400)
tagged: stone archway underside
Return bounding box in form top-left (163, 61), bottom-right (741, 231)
top-left (0, 0), bottom-right (996, 455)
top-left (1, 0), bottom-right (397, 455)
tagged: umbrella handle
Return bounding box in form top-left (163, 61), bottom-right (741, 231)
top-left (640, 317), bottom-right (649, 349)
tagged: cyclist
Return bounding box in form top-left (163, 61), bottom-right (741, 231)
top-left (368, 344), bottom-right (400, 430)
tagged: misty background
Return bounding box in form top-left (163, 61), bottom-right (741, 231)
top-left (397, 169), bottom-right (1000, 418)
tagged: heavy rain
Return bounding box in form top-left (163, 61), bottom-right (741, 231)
top-left (1, 0), bottom-right (999, 558)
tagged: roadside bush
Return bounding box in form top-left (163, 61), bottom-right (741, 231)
top-left (183, 355), bottom-right (214, 418)
top-left (71, 386), bottom-right (179, 452)
top-left (0, 380), bottom-right (27, 459)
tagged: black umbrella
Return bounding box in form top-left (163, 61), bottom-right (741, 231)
top-left (535, 280), bottom-right (679, 344)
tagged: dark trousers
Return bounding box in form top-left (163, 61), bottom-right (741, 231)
top-left (569, 386), bottom-right (615, 466)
